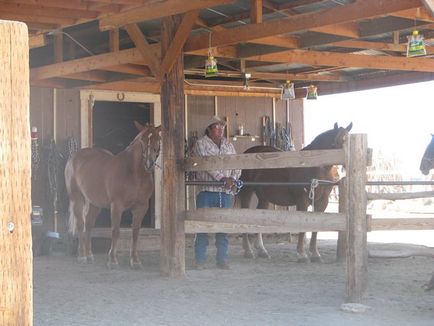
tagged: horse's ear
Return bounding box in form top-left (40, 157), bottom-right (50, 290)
top-left (345, 122), bottom-right (353, 132)
top-left (334, 122), bottom-right (338, 130)
top-left (134, 121), bottom-right (145, 131)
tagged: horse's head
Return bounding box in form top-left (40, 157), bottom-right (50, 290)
top-left (420, 134), bottom-right (434, 175)
top-left (304, 122), bottom-right (352, 150)
top-left (133, 122), bottom-right (162, 171)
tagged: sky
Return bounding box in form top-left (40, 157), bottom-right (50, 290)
top-left (303, 80), bottom-right (434, 177)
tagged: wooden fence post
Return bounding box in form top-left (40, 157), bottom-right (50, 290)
top-left (0, 20), bottom-right (32, 325)
top-left (336, 176), bottom-right (348, 262)
top-left (345, 134), bottom-right (368, 302)
top-left (160, 15), bottom-right (185, 277)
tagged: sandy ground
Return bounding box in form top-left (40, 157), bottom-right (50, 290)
top-left (33, 236), bottom-right (434, 326)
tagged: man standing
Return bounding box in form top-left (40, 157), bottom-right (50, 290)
top-left (191, 116), bottom-right (241, 270)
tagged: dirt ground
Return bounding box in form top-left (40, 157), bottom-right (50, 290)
top-left (33, 236), bottom-right (434, 326)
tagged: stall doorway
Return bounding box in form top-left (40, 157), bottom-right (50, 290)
top-left (92, 101), bottom-right (154, 228)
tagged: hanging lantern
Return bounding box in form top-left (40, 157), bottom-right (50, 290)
top-left (407, 30), bottom-right (426, 57)
top-left (281, 80), bottom-right (295, 100)
top-left (205, 52), bottom-right (218, 77)
top-left (306, 85), bottom-right (318, 100)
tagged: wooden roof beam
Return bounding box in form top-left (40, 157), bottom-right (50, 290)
top-left (99, 0), bottom-right (235, 31)
top-left (421, 1), bottom-right (434, 18)
top-left (160, 10), bottom-right (199, 78)
top-left (0, 3), bottom-right (99, 20)
top-left (30, 48), bottom-right (148, 80)
top-left (29, 34), bottom-right (46, 49)
top-left (250, 0), bottom-right (263, 24)
top-left (246, 49), bottom-right (434, 73)
top-left (125, 24), bottom-right (161, 79)
top-left (184, 0), bottom-right (422, 52)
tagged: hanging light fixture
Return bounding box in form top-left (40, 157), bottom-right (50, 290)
top-left (281, 80), bottom-right (295, 100)
top-left (306, 85), bottom-right (318, 100)
top-left (406, 30), bottom-right (426, 57)
top-left (205, 32), bottom-right (218, 77)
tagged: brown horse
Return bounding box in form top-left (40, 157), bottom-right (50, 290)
top-left (420, 135), bottom-right (434, 290)
top-left (239, 122), bottom-right (352, 262)
top-left (65, 122), bottom-right (161, 269)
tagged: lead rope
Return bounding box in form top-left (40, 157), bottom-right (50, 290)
top-left (309, 179), bottom-right (319, 212)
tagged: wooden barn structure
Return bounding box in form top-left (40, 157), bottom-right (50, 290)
top-left (3, 0), bottom-right (434, 324)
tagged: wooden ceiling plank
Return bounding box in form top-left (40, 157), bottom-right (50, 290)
top-left (1, 0), bottom-right (89, 10)
top-left (30, 48), bottom-right (145, 80)
top-left (247, 49), bottom-right (434, 73)
top-left (0, 12), bottom-right (76, 25)
top-left (99, 0), bottom-right (235, 31)
top-left (160, 10), bottom-right (199, 77)
top-left (0, 3), bottom-right (99, 20)
top-left (125, 23), bottom-right (161, 79)
top-left (184, 0), bottom-right (422, 52)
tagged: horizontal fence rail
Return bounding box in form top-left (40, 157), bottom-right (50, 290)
top-left (184, 208), bottom-right (347, 234)
top-left (185, 180), bottom-right (337, 187)
top-left (185, 148), bottom-right (345, 171)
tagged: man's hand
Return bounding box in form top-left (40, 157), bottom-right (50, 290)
top-left (222, 177), bottom-right (236, 190)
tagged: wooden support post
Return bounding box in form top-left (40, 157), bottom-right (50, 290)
top-left (160, 15), bottom-right (186, 277)
top-left (336, 176), bottom-right (348, 262)
top-left (0, 20), bottom-right (32, 325)
top-left (345, 134), bottom-right (368, 303)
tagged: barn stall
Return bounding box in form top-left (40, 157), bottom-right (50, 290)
top-left (2, 0), bottom-right (434, 324)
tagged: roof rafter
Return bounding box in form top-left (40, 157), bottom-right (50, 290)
top-left (184, 0), bottom-right (422, 52)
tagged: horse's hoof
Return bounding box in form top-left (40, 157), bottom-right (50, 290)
top-left (244, 251), bottom-right (255, 259)
top-left (106, 260), bottom-right (119, 270)
top-left (130, 260), bottom-right (143, 270)
top-left (257, 251), bottom-right (271, 259)
top-left (77, 256), bottom-right (87, 264)
top-left (86, 255), bottom-right (95, 264)
top-left (297, 255), bottom-right (310, 263)
top-left (310, 256), bottom-right (322, 263)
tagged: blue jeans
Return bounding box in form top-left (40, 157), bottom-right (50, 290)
top-left (194, 191), bottom-right (233, 264)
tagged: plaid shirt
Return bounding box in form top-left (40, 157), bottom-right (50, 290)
top-left (191, 135), bottom-right (241, 194)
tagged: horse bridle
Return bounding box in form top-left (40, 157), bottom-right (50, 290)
top-left (138, 131), bottom-right (160, 171)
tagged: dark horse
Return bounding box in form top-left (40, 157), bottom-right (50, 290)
top-left (238, 122), bottom-right (352, 262)
top-left (420, 134), bottom-right (434, 290)
top-left (65, 122), bottom-right (161, 268)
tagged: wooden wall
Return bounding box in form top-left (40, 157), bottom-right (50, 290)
top-left (29, 90), bottom-right (305, 233)
top-left (186, 95), bottom-right (304, 154)
top-left (30, 87), bottom-right (81, 235)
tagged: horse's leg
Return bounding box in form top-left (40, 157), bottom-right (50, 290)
top-left (107, 203), bottom-right (123, 269)
top-left (84, 204), bottom-right (100, 263)
top-left (71, 197), bottom-right (88, 264)
top-left (239, 188), bottom-right (255, 258)
top-left (129, 204), bottom-right (148, 269)
top-left (296, 199), bottom-right (310, 263)
top-left (254, 199), bottom-right (271, 259)
top-left (309, 194), bottom-right (330, 263)
top-left (242, 234), bottom-right (255, 259)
